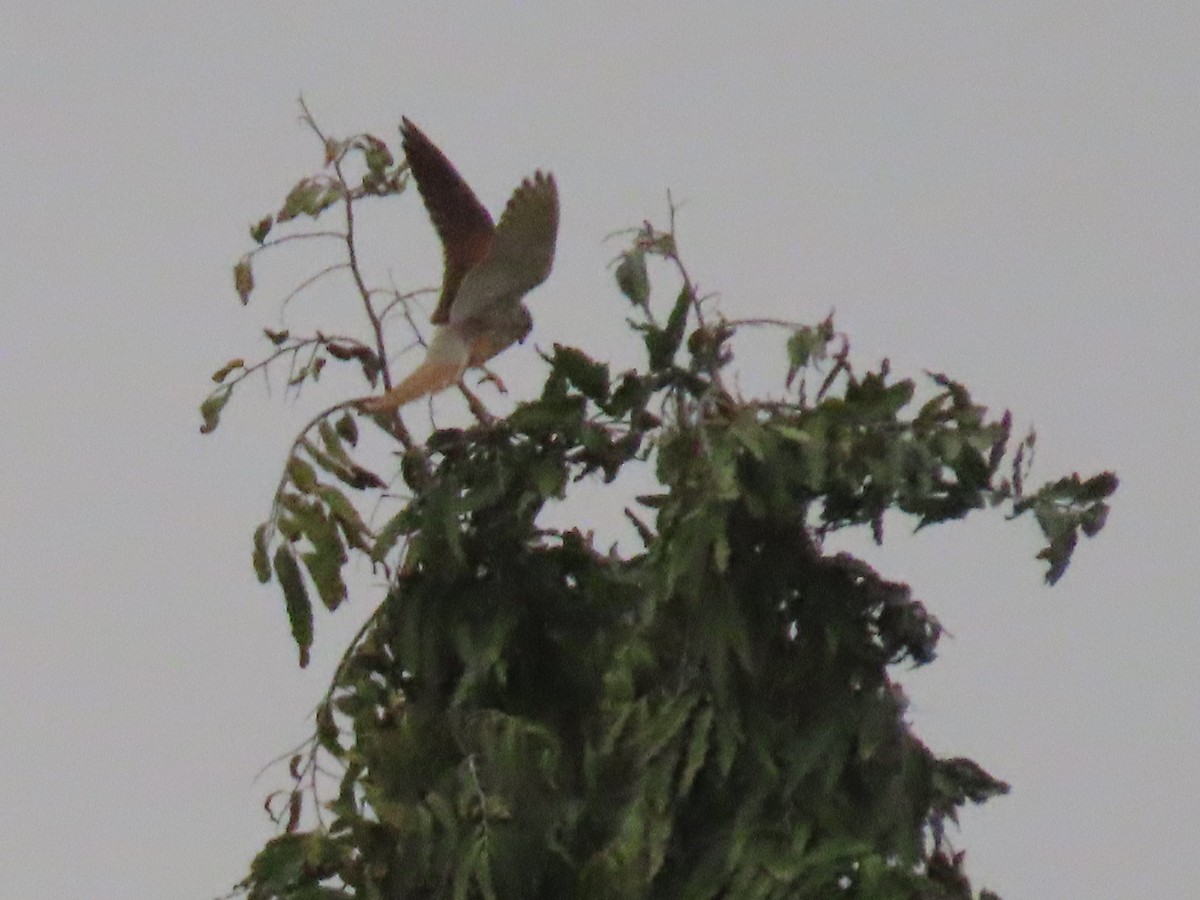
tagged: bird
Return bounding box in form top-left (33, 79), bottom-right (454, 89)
top-left (357, 117), bottom-right (559, 414)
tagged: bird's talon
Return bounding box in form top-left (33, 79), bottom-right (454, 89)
top-left (477, 369), bottom-right (509, 395)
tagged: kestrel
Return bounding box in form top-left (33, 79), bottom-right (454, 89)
top-left (357, 117), bottom-right (559, 413)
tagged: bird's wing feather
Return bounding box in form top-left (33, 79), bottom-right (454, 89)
top-left (449, 172), bottom-right (558, 325)
top-left (400, 118), bottom-right (495, 325)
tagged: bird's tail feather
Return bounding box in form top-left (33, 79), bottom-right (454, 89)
top-left (357, 357), bottom-right (466, 413)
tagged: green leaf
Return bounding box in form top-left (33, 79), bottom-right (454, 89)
top-left (288, 456), bottom-right (319, 493)
top-left (252, 522), bottom-right (272, 584)
top-left (335, 412), bottom-right (358, 446)
top-left (529, 457), bottom-right (567, 499)
top-left (645, 286), bottom-right (691, 370)
top-left (273, 546), bottom-right (313, 667)
top-left (615, 249), bottom-right (650, 306)
top-left (303, 539), bottom-right (348, 612)
top-left (247, 834), bottom-right (307, 892)
top-left (372, 507), bottom-right (412, 563)
top-left (316, 420), bottom-right (349, 461)
top-left (199, 388), bottom-right (231, 434)
top-left (932, 756), bottom-right (1011, 806)
top-left (606, 372), bottom-right (652, 417)
top-left (678, 704), bottom-right (714, 797)
top-left (234, 255), bottom-right (254, 305)
top-left (318, 485), bottom-right (371, 552)
top-left (357, 134), bottom-right (394, 173)
top-left (730, 411), bottom-right (769, 461)
top-left (639, 691), bottom-right (701, 765)
top-left (552, 344), bottom-right (611, 402)
top-left (250, 216), bottom-right (273, 244)
top-left (303, 436), bottom-right (385, 491)
top-left (785, 320), bottom-right (834, 386)
top-left (663, 285), bottom-right (691, 354)
top-left (278, 177), bottom-right (344, 222)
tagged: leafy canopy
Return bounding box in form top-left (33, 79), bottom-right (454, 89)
top-left (204, 105), bottom-right (1116, 900)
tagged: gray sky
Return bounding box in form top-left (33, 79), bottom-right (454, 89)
top-left (2, 3), bottom-right (1197, 898)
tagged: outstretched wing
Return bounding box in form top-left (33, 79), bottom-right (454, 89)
top-left (449, 171), bottom-right (558, 325)
top-left (400, 118), bottom-right (495, 324)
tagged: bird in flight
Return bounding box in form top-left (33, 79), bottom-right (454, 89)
top-left (357, 118), bottom-right (559, 413)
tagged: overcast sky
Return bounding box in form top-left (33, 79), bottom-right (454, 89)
top-left (2, 4), bottom-right (1198, 898)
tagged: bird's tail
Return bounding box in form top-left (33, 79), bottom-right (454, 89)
top-left (356, 330), bottom-right (469, 414)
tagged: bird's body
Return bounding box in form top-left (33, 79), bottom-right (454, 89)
top-left (357, 118), bottom-right (558, 413)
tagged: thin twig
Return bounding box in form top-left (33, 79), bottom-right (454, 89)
top-left (725, 317), bottom-right (804, 330)
top-left (397, 296), bottom-right (430, 350)
top-left (458, 382), bottom-right (494, 425)
top-left (250, 230), bottom-right (346, 256)
top-left (377, 286), bottom-right (436, 324)
top-left (298, 97), bottom-right (393, 393)
top-left (279, 262), bottom-right (351, 316)
top-left (337, 164), bottom-right (391, 390)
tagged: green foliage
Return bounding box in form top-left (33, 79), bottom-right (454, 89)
top-left (207, 111), bottom-right (1116, 900)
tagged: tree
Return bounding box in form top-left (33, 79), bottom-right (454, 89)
top-left (204, 106), bottom-right (1116, 900)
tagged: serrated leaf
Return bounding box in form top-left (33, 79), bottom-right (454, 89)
top-left (553, 344), bottom-right (610, 402)
top-left (273, 546), bottom-right (313, 667)
top-left (234, 256), bottom-right (254, 305)
top-left (252, 522), bottom-right (272, 583)
top-left (199, 388), bottom-right (231, 434)
top-left (615, 249), bottom-right (650, 306)
top-left (211, 358), bottom-right (245, 383)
